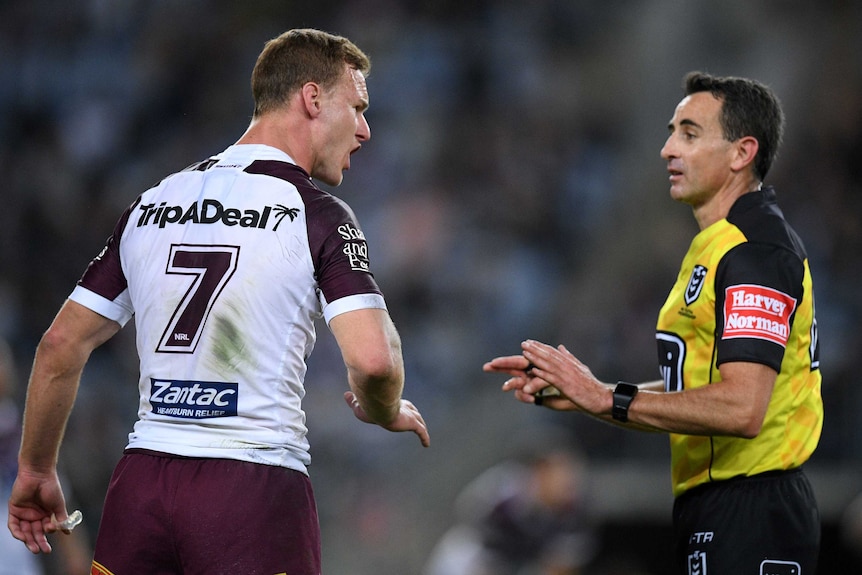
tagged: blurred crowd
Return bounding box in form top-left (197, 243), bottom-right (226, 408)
top-left (1, 1), bottom-right (860, 573)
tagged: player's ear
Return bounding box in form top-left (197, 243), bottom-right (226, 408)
top-left (300, 82), bottom-right (323, 118)
top-left (730, 135), bottom-right (759, 173)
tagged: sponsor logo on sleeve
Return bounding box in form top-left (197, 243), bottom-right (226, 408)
top-left (337, 223), bottom-right (371, 272)
top-left (149, 379), bottom-right (238, 418)
top-left (723, 284), bottom-right (797, 347)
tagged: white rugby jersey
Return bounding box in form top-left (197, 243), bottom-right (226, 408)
top-left (69, 144), bottom-right (387, 474)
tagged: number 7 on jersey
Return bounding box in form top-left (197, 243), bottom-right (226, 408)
top-left (157, 244), bottom-right (240, 353)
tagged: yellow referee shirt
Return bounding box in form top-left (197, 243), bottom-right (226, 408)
top-left (656, 188), bottom-right (822, 497)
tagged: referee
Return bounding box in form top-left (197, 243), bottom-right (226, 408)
top-left (485, 71), bottom-right (822, 574)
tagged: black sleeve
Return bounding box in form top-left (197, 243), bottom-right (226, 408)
top-left (714, 242), bottom-right (805, 372)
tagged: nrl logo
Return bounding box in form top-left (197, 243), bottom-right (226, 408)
top-left (687, 550), bottom-right (707, 575)
top-left (685, 264), bottom-right (708, 306)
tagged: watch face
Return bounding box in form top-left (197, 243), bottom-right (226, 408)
top-left (615, 382), bottom-right (638, 396)
top-left (612, 383), bottom-right (638, 422)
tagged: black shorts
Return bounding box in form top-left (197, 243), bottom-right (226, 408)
top-left (92, 449), bottom-right (321, 575)
top-left (672, 468), bottom-right (820, 575)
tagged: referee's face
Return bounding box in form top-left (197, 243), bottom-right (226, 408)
top-left (312, 66), bottom-right (371, 186)
top-left (661, 92), bottom-right (736, 209)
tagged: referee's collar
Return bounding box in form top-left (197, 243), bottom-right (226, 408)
top-left (731, 186), bottom-right (777, 213)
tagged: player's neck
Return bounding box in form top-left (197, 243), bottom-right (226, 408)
top-left (236, 114), bottom-right (311, 172)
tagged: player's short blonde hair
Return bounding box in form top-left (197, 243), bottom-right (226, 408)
top-left (251, 28), bottom-right (371, 118)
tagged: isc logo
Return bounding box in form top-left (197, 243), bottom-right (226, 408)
top-left (149, 379), bottom-right (238, 419)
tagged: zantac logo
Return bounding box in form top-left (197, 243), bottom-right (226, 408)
top-left (723, 284), bottom-right (797, 347)
top-left (149, 379), bottom-right (238, 419)
top-left (136, 199), bottom-right (299, 230)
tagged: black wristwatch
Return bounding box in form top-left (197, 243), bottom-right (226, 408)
top-left (612, 382), bottom-right (639, 422)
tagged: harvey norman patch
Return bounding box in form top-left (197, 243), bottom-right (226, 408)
top-left (723, 284), bottom-right (797, 347)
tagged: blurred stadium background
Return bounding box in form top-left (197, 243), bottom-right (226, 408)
top-left (1, 1), bottom-right (860, 573)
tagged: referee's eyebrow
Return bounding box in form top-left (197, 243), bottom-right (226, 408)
top-left (667, 118), bottom-right (702, 133)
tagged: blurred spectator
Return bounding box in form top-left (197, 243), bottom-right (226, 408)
top-left (424, 448), bottom-right (597, 575)
top-left (841, 491), bottom-right (862, 566)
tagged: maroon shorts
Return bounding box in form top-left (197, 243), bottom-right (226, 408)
top-left (91, 449), bottom-right (321, 575)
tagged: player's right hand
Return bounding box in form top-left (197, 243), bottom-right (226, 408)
top-left (7, 469), bottom-right (68, 554)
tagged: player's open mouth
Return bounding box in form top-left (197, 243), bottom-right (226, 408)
top-left (345, 146), bottom-right (361, 169)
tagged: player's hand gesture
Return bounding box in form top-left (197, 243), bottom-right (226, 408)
top-left (344, 392), bottom-right (431, 447)
top-left (7, 468), bottom-right (71, 554)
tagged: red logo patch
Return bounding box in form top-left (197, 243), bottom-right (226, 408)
top-left (723, 284), bottom-right (797, 347)
top-left (91, 561), bottom-right (116, 575)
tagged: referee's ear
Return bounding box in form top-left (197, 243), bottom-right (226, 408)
top-left (730, 135), bottom-right (759, 175)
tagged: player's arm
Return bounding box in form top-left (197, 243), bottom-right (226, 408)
top-left (10, 299), bottom-right (120, 553)
top-left (330, 308), bottom-right (430, 447)
top-left (18, 300), bottom-right (120, 469)
top-left (331, 307), bottom-right (403, 423)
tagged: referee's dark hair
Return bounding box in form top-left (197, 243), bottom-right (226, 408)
top-left (683, 71), bottom-right (785, 181)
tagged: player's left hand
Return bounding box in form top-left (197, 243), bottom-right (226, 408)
top-left (344, 391), bottom-right (431, 447)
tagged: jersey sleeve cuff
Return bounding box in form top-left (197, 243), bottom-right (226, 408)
top-left (69, 285), bottom-right (134, 326)
top-left (322, 293), bottom-right (387, 324)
